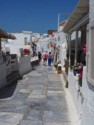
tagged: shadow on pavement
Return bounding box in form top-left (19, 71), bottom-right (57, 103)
top-left (0, 80), bottom-right (18, 99)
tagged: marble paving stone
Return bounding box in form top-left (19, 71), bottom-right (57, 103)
top-left (29, 101), bottom-right (45, 110)
top-left (43, 111), bottom-right (70, 122)
top-left (13, 93), bottom-right (28, 102)
top-left (44, 121), bottom-right (71, 125)
top-left (48, 74), bottom-right (61, 81)
top-left (48, 84), bottom-right (62, 88)
top-left (20, 120), bottom-right (42, 125)
top-left (28, 94), bottom-right (46, 99)
top-left (28, 85), bottom-right (45, 90)
top-left (46, 97), bottom-right (67, 105)
top-left (27, 98), bottom-right (46, 106)
top-left (48, 90), bottom-right (63, 94)
top-left (28, 90), bottom-right (46, 99)
top-left (0, 104), bottom-right (27, 113)
top-left (18, 78), bottom-right (29, 85)
top-left (48, 75), bottom-right (60, 79)
top-left (46, 68), bottom-right (55, 73)
top-left (27, 78), bottom-right (48, 84)
top-left (48, 87), bottom-right (61, 91)
top-left (0, 112), bottom-right (23, 125)
top-left (27, 82), bottom-right (45, 86)
top-left (45, 100), bottom-right (68, 113)
top-left (26, 110), bottom-right (43, 121)
top-left (47, 94), bottom-right (62, 101)
top-left (48, 79), bottom-right (61, 82)
top-left (48, 74), bottom-right (60, 77)
top-left (28, 74), bottom-right (43, 78)
top-left (19, 89), bottom-right (32, 93)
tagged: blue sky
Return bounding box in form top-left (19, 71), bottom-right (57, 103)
top-left (0, 0), bottom-right (79, 33)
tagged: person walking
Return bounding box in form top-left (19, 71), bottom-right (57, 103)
top-left (43, 51), bottom-right (47, 65)
top-left (38, 51), bottom-right (42, 63)
top-left (48, 52), bottom-right (52, 66)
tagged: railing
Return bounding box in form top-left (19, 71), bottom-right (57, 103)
top-left (6, 56), bottom-right (11, 76)
top-left (11, 58), bottom-right (17, 72)
top-left (0, 51), bottom-right (4, 64)
top-left (6, 55), bottom-right (17, 76)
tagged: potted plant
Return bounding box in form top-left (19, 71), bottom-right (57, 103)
top-left (57, 63), bottom-right (62, 74)
top-left (54, 61), bottom-right (61, 70)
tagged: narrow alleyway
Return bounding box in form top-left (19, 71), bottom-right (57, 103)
top-left (0, 64), bottom-right (78, 125)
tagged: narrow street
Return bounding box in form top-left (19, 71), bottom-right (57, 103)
top-left (0, 64), bottom-right (77, 125)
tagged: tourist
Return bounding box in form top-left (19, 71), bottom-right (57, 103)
top-left (38, 51), bottom-right (42, 63)
top-left (43, 51), bottom-right (47, 65)
top-left (48, 52), bottom-right (52, 66)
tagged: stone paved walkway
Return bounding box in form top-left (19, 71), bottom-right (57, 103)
top-left (0, 64), bottom-right (78, 125)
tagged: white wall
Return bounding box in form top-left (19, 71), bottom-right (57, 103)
top-left (18, 55), bottom-right (32, 77)
top-left (54, 31), bottom-right (67, 65)
top-left (68, 67), bottom-right (94, 125)
top-left (39, 38), bottom-right (49, 53)
top-left (79, 1), bottom-right (94, 125)
top-left (68, 70), bottom-right (83, 120)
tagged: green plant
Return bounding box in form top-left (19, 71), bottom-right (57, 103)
top-left (57, 66), bottom-right (62, 70)
top-left (54, 63), bottom-right (58, 69)
top-left (54, 61), bottom-right (61, 69)
top-left (65, 81), bottom-right (68, 88)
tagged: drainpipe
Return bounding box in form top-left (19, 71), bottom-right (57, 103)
top-left (68, 33), bottom-right (71, 67)
top-left (75, 30), bottom-right (78, 64)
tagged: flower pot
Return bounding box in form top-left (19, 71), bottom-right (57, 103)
top-left (57, 70), bottom-right (62, 74)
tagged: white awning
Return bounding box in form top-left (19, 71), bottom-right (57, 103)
top-left (63, 0), bottom-right (89, 33)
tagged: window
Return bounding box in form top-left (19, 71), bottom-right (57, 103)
top-left (24, 37), bottom-right (27, 45)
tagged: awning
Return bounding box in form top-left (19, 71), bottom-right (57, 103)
top-left (63, 0), bottom-right (89, 33)
top-left (0, 28), bottom-right (16, 39)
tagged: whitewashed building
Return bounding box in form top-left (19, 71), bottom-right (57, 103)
top-left (39, 34), bottom-right (49, 53)
top-left (63, 0), bottom-right (94, 125)
top-left (1, 31), bottom-right (33, 80)
top-left (7, 31), bottom-right (32, 57)
top-left (52, 21), bottom-right (67, 66)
